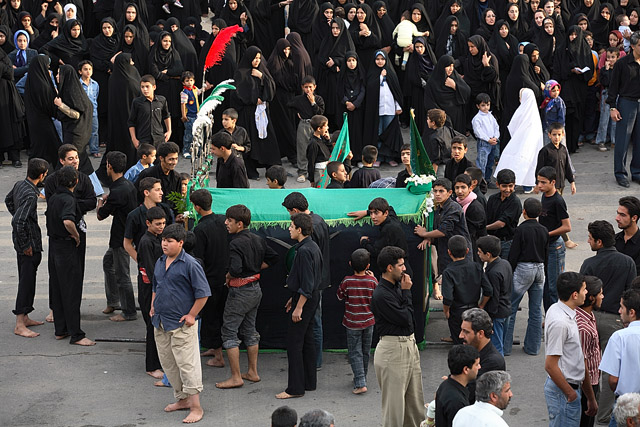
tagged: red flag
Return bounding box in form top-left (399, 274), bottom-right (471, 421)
top-left (204, 25), bottom-right (243, 70)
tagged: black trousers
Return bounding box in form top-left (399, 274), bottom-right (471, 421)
top-left (448, 305), bottom-right (476, 344)
top-left (48, 239), bottom-right (85, 343)
top-left (200, 284), bottom-right (228, 350)
top-left (13, 251), bottom-right (42, 315)
top-left (580, 383), bottom-right (599, 427)
top-left (138, 276), bottom-right (162, 372)
top-left (286, 290), bottom-right (320, 396)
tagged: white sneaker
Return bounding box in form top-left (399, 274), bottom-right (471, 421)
top-left (183, 152), bottom-right (191, 159)
top-left (174, 0), bottom-right (184, 7)
top-left (296, 175), bottom-right (306, 183)
top-left (162, 3), bottom-right (170, 13)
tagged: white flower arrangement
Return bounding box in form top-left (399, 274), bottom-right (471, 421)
top-left (424, 196), bottom-right (434, 215)
top-left (406, 174), bottom-right (436, 185)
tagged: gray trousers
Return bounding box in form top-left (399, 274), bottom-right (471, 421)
top-left (297, 120), bottom-right (312, 177)
top-left (103, 247), bottom-right (136, 319)
top-left (594, 310), bottom-right (624, 425)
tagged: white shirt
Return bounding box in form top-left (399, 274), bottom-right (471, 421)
top-left (452, 401), bottom-right (509, 427)
top-left (599, 320), bottom-right (640, 395)
top-left (472, 110), bottom-right (500, 142)
top-left (378, 75), bottom-right (400, 116)
top-left (544, 301), bottom-right (585, 384)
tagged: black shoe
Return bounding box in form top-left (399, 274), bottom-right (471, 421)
top-left (617, 178), bottom-right (631, 188)
top-left (13, 160), bottom-right (22, 168)
top-left (633, 177), bottom-right (640, 185)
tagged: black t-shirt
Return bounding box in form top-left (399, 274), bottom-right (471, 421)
top-left (124, 203), bottom-right (175, 249)
top-left (46, 187), bottom-right (80, 239)
top-left (486, 192), bottom-right (522, 241)
top-left (435, 377), bottom-right (470, 427)
top-left (467, 341), bottom-right (507, 402)
top-left (539, 191), bottom-right (569, 235)
top-left (97, 177), bottom-right (139, 248)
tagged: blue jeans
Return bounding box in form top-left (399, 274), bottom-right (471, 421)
top-left (490, 317), bottom-right (507, 355)
top-left (500, 239), bottom-right (512, 260)
top-left (476, 138), bottom-right (500, 179)
top-left (89, 114), bottom-right (99, 154)
top-left (504, 262), bottom-right (545, 356)
top-left (346, 325), bottom-right (374, 388)
top-left (544, 237), bottom-right (566, 313)
top-left (544, 377), bottom-right (582, 427)
top-left (182, 117), bottom-right (195, 155)
top-left (614, 97), bottom-right (640, 181)
top-left (377, 114), bottom-right (395, 162)
top-left (596, 90), bottom-right (616, 145)
top-left (313, 295), bottom-right (323, 368)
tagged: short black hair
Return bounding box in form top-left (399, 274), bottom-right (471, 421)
top-left (139, 177), bottom-right (161, 195)
top-left (27, 158), bottom-right (49, 180)
top-left (310, 115), bottom-right (328, 132)
top-left (271, 406), bottom-right (297, 427)
top-left (327, 161), bottom-right (343, 180)
top-left (465, 167), bottom-right (483, 185)
top-left (226, 204), bottom-right (251, 227)
top-left (291, 212), bottom-right (313, 236)
top-left (146, 206), bottom-right (167, 222)
top-left (557, 271), bottom-right (585, 301)
top-left (138, 143), bottom-right (156, 158)
top-left (189, 188), bottom-right (212, 211)
top-left (181, 70), bottom-right (195, 82)
top-left (448, 235), bottom-right (468, 258)
top-left (58, 144), bottom-right (78, 160)
top-left (454, 173), bottom-right (472, 187)
top-left (282, 192), bottom-right (309, 211)
top-left (475, 92), bottom-right (491, 105)
top-left (401, 143), bottom-right (411, 152)
top-left (581, 275), bottom-right (603, 308)
top-left (377, 246), bottom-right (405, 272)
top-left (362, 145), bottom-right (378, 164)
top-left (106, 151), bottom-right (127, 173)
top-left (162, 223), bottom-right (187, 242)
top-left (368, 197), bottom-right (389, 213)
top-left (537, 166), bottom-right (557, 183)
top-left (222, 108), bottom-right (238, 120)
top-left (461, 308), bottom-right (493, 337)
top-left (548, 122), bottom-right (564, 133)
top-left (448, 344), bottom-right (480, 376)
top-left (350, 248), bottom-right (370, 272)
top-left (588, 220), bottom-right (616, 248)
top-left (496, 169), bottom-right (516, 185)
top-left (141, 74), bottom-right (156, 85)
top-left (451, 135), bottom-right (467, 148)
top-left (301, 75), bottom-right (316, 86)
top-left (266, 165), bottom-right (287, 186)
top-left (523, 197), bottom-right (542, 219)
top-left (477, 235), bottom-right (501, 258)
top-left (77, 59), bottom-right (93, 71)
top-left (621, 288), bottom-right (640, 317)
top-left (433, 178), bottom-right (452, 192)
top-left (211, 132), bottom-right (233, 149)
top-left (157, 141), bottom-right (180, 159)
top-left (57, 165), bottom-right (78, 189)
top-left (619, 196), bottom-right (640, 222)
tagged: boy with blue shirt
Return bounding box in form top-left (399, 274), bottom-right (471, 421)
top-left (77, 60), bottom-right (100, 158)
top-left (125, 143), bottom-right (156, 183)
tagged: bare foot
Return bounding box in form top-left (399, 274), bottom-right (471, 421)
top-left (183, 407), bottom-right (203, 423)
top-left (241, 372), bottom-right (260, 383)
top-left (109, 314), bottom-right (127, 322)
top-left (55, 334), bottom-right (69, 340)
top-left (215, 378), bottom-right (244, 389)
top-left (102, 306), bottom-right (116, 314)
top-left (200, 349), bottom-right (216, 356)
top-left (275, 391), bottom-right (303, 399)
top-left (165, 399), bottom-right (190, 412)
top-left (353, 387), bottom-right (368, 394)
top-left (147, 370), bottom-right (164, 379)
top-left (205, 358), bottom-right (225, 368)
top-left (440, 337), bottom-right (453, 343)
top-left (15, 325), bottom-right (39, 338)
top-left (45, 311), bottom-right (54, 323)
top-left (565, 240), bottom-right (579, 249)
top-left (72, 338), bottom-right (96, 346)
top-left (154, 380), bottom-right (169, 387)
top-left (24, 316), bottom-right (44, 327)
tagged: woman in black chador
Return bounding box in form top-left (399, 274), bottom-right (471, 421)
top-left (338, 51), bottom-right (366, 160)
top-left (424, 54), bottom-right (471, 134)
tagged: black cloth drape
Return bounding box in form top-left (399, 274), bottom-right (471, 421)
top-left (0, 47), bottom-right (26, 150)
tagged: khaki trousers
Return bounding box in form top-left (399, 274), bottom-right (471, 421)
top-left (374, 334), bottom-right (425, 427)
top-left (154, 320), bottom-right (203, 400)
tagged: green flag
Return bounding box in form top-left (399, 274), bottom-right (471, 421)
top-left (409, 110), bottom-right (436, 177)
top-left (317, 113), bottom-right (351, 188)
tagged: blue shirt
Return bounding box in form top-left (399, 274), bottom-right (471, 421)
top-left (599, 320), bottom-right (640, 395)
top-left (151, 249), bottom-right (211, 331)
top-left (80, 78), bottom-right (99, 116)
top-left (124, 160), bottom-right (146, 183)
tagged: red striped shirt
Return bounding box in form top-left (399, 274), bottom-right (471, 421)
top-left (576, 307), bottom-right (601, 386)
top-left (337, 275), bottom-right (377, 329)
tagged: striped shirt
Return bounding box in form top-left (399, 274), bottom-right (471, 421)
top-left (5, 179), bottom-right (42, 253)
top-left (337, 274), bottom-right (377, 329)
top-left (576, 307), bottom-right (601, 386)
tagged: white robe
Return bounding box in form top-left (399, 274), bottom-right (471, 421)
top-left (493, 88), bottom-right (543, 187)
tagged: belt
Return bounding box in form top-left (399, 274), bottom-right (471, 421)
top-left (300, 118), bottom-right (311, 123)
top-left (315, 161), bottom-right (328, 169)
top-left (379, 333), bottom-right (415, 342)
top-left (453, 304), bottom-right (476, 310)
top-left (568, 382), bottom-right (580, 390)
top-left (228, 274), bottom-right (260, 288)
top-left (50, 236), bottom-right (73, 241)
top-left (621, 96), bottom-right (640, 102)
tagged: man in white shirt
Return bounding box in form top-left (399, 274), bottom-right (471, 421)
top-left (453, 370), bottom-right (512, 427)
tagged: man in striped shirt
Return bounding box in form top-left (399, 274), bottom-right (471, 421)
top-left (5, 158), bottom-right (49, 338)
top-left (337, 248), bottom-right (377, 395)
top-left (576, 276), bottom-right (604, 427)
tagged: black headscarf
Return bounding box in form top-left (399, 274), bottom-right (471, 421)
top-left (25, 55), bottom-right (56, 117)
top-left (149, 31), bottom-right (179, 71)
top-left (463, 34), bottom-right (501, 107)
top-left (632, 7), bottom-right (640, 30)
top-left (120, 24), bottom-right (148, 75)
top-left (317, 16), bottom-right (355, 66)
top-left (410, 3), bottom-right (435, 44)
top-left (340, 50), bottom-right (365, 103)
top-left (286, 32), bottom-right (313, 88)
top-left (590, 3), bottom-right (616, 48)
top-left (373, 1), bottom-right (395, 47)
top-left (117, 3), bottom-right (149, 50)
top-left (6, 0), bottom-right (23, 30)
top-left (107, 52), bottom-right (140, 164)
top-left (573, 0), bottom-right (601, 20)
top-left (344, 3), bottom-right (357, 26)
top-left (0, 26), bottom-right (14, 54)
top-left (435, 0), bottom-right (471, 37)
top-left (489, 19), bottom-right (519, 77)
top-left (31, 13), bottom-right (60, 50)
top-left (435, 15), bottom-right (468, 59)
top-left (366, 50), bottom-right (402, 104)
top-left (533, 17), bottom-right (558, 70)
top-left (425, 54), bottom-right (471, 133)
top-left (407, 36), bottom-right (435, 80)
top-left (616, 0), bottom-right (640, 15)
top-left (503, 54), bottom-right (542, 118)
top-left (312, 2), bottom-right (334, 55)
top-left (469, 0), bottom-right (497, 34)
top-left (289, 0), bottom-right (319, 35)
top-left (166, 17), bottom-right (197, 74)
top-left (267, 38), bottom-right (297, 92)
top-left (13, 11), bottom-right (37, 38)
top-left (233, 46), bottom-right (276, 104)
top-left (90, 17), bottom-right (120, 67)
top-left (475, 7), bottom-right (496, 40)
top-left (505, 3), bottom-right (528, 41)
top-left (555, 25), bottom-right (593, 81)
top-left (44, 19), bottom-right (84, 56)
top-left (523, 43), bottom-right (550, 87)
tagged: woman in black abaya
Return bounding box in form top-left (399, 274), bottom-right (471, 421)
top-left (312, 2), bottom-right (334, 62)
top-left (231, 46), bottom-right (281, 179)
top-left (534, 17), bottom-right (560, 77)
top-left (316, 16), bottom-right (354, 129)
top-left (31, 13), bottom-right (60, 51)
top-left (120, 24), bottom-right (148, 75)
top-left (288, 0), bottom-right (318, 48)
top-left (505, 3), bottom-right (528, 41)
top-left (462, 35), bottom-right (500, 130)
top-left (523, 43), bottom-right (550, 90)
top-left (40, 19), bottom-right (87, 72)
top-left (590, 3), bottom-right (615, 50)
top-left (488, 20), bottom-right (518, 88)
top-left (409, 3), bottom-right (435, 47)
top-left (286, 32), bottom-right (312, 88)
top-left (267, 38), bottom-right (298, 164)
top-left (404, 36), bottom-right (435, 134)
top-left (348, 4), bottom-right (381, 71)
top-left (117, 3), bottom-right (149, 51)
top-left (338, 51), bottom-right (366, 160)
top-left (435, 0), bottom-right (471, 37)
top-left (435, 15), bottom-right (468, 61)
top-left (424, 54), bottom-right (470, 134)
top-left (468, 0), bottom-right (496, 35)
top-left (0, 25), bottom-right (14, 54)
top-left (0, 45), bottom-right (25, 164)
top-left (166, 17), bottom-right (197, 73)
top-left (373, 1), bottom-right (394, 49)
top-left (475, 8), bottom-right (497, 41)
top-left (219, 0), bottom-right (254, 60)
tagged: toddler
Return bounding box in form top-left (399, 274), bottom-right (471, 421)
top-left (618, 14), bottom-right (632, 52)
top-left (392, 11), bottom-right (427, 69)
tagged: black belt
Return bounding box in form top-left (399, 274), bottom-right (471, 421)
top-left (453, 304), bottom-right (476, 310)
top-left (568, 382), bottom-right (580, 390)
top-left (621, 96), bottom-right (640, 102)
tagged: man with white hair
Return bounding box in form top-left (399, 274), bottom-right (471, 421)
top-left (613, 393), bottom-right (640, 427)
top-left (299, 409), bottom-right (335, 427)
top-left (452, 371), bottom-right (512, 427)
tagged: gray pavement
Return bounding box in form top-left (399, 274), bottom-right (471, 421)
top-left (0, 140), bottom-right (631, 426)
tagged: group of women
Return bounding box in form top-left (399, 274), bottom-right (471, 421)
top-left (1, 0), bottom-right (638, 174)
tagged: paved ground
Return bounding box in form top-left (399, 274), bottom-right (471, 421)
top-left (0, 138), bottom-right (631, 426)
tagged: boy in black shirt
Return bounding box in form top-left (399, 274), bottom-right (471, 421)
top-left (128, 75), bottom-right (171, 148)
top-left (536, 166), bottom-right (572, 312)
top-left (435, 345), bottom-right (480, 427)
top-left (395, 144), bottom-right (412, 188)
top-left (326, 161), bottom-right (348, 188)
top-left (265, 165), bottom-right (287, 189)
top-left (219, 108), bottom-right (251, 159)
top-left (505, 198), bottom-right (548, 356)
top-left (350, 145), bottom-right (381, 188)
top-left (486, 169), bottom-right (522, 259)
top-left (465, 166), bottom-right (488, 210)
top-left (306, 115), bottom-right (332, 187)
top-left (444, 136), bottom-right (471, 184)
top-left (454, 173), bottom-right (486, 263)
top-left (424, 108), bottom-right (457, 173)
top-left (211, 132), bottom-right (249, 188)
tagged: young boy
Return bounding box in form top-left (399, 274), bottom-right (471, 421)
top-left (444, 136), bottom-right (470, 184)
top-left (180, 71), bottom-right (199, 159)
top-left (136, 206), bottom-right (166, 380)
top-left (336, 248), bottom-right (377, 394)
top-left (454, 173), bottom-right (486, 263)
top-left (536, 123), bottom-right (576, 195)
top-left (151, 224), bottom-right (210, 424)
top-left (211, 133), bottom-right (249, 188)
top-left (486, 169), bottom-right (522, 259)
top-left (125, 143), bottom-right (156, 183)
top-left (595, 47), bottom-right (620, 151)
top-left (288, 76), bottom-right (325, 183)
top-left (326, 161), bottom-right (348, 188)
top-left (395, 144), bottom-right (412, 188)
top-left (464, 166), bottom-right (488, 209)
top-left (218, 108), bottom-right (251, 160)
top-left (128, 75), bottom-right (171, 148)
top-left (441, 236), bottom-right (492, 344)
top-left (77, 60), bottom-right (100, 157)
top-left (477, 235), bottom-right (513, 355)
top-left (536, 166), bottom-right (572, 312)
top-left (265, 165), bottom-right (287, 189)
top-left (471, 93), bottom-right (500, 180)
top-left (505, 198), bottom-right (549, 356)
top-left (541, 80), bottom-right (566, 143)
top-left (350, 145), bottom-right (381, 188)
top-left (306, 115), bottom-right (332, 188)
top-left (423, 108), bottom-right (458, 173)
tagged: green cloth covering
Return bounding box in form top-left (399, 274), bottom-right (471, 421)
top-left (205, 188), bottom-right (427, 228)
